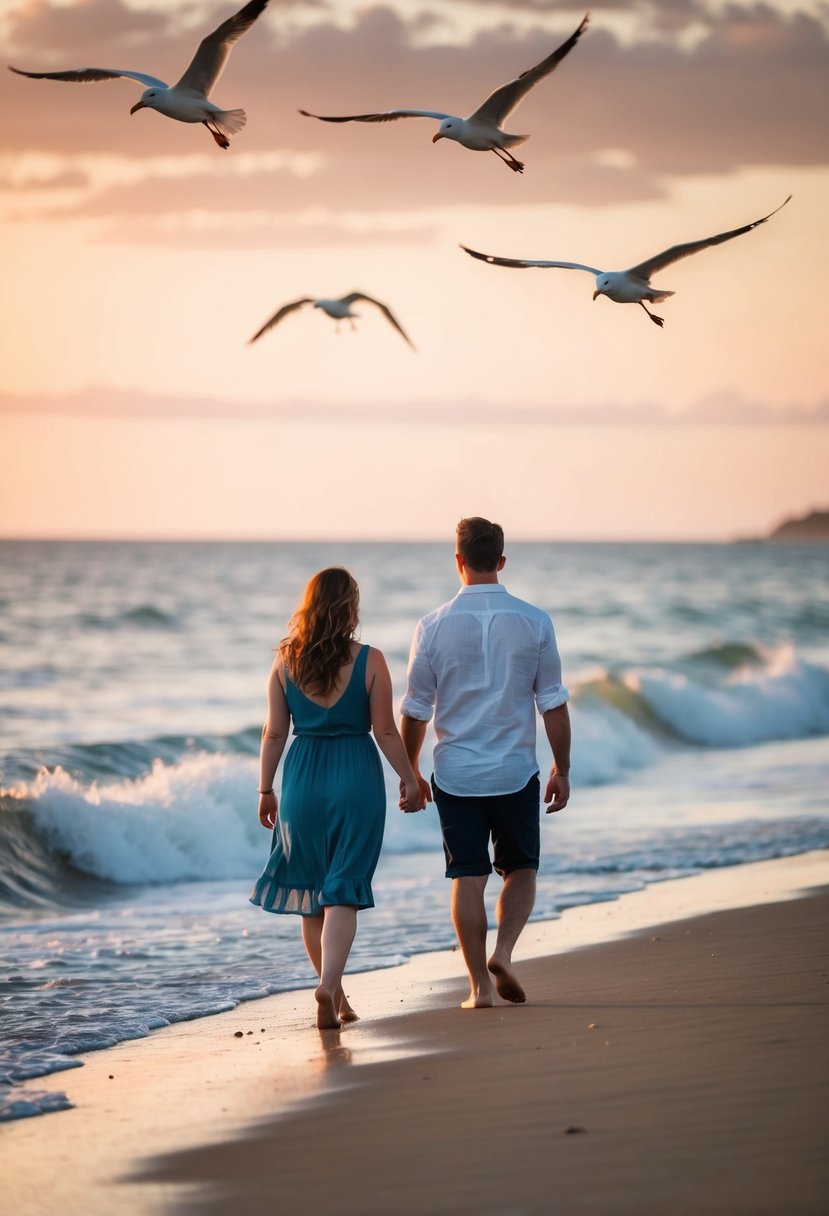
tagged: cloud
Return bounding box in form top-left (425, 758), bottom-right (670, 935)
top-left (93, 212), bottom-right (440, 249)
top-left (3, 383), bottom-right (827, 425)
top-left (4, 0), bottom-right (170, 58)
top-left (0, 165), bottom-right (88, 190)
top-left (0, 2), bottom-right (826, 225)
top-left (16, 148), bottom-right (667, 232)
top-left (681, 390), bottom-right (829, 425)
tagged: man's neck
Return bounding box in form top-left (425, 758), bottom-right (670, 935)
top-left (455, 553), bottom-right (506, 586)
top-left (461, 570), bottom-right (500, 586)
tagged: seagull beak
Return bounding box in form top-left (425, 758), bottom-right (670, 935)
top-left (432, 133), bottom-right (443, 143)
top-left (592, 290), bottom-right (600, 301)
top-left (130, 100), bottom-right (145, 115)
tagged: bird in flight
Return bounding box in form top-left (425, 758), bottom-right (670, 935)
top-left (9, 0), bottom-right (270, 150)
top-left (248, 294), bottom-right (416, 349)
top-left (461, 196), bottom-right (791, 326)
top-left (299, 14), bottom-right (589, 174)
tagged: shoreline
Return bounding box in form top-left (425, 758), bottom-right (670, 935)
top-left (5, 850), bottom-right (829, 1216)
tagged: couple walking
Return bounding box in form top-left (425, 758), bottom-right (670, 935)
top-left (250, 517), bottom-right (571, 1029)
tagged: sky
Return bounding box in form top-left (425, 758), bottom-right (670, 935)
top-left (0, 0), bottom-right (827, 540)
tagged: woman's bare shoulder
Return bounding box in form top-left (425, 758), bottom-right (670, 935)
top-left (363, 645), bottom-right (389, 674)
top-left (269, 656), bottom-right (288, 690)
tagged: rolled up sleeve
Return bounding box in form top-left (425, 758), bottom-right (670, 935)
top-left (400, 622), bottom-right (436, 722)
top-left (535, 620), bottom-right (569, 713)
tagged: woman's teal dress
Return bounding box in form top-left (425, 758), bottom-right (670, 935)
top-left (249, 645), bottom-right (386, 916)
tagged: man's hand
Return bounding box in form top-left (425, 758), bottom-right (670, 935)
top-left (544, 769), bottom-right (570, 813)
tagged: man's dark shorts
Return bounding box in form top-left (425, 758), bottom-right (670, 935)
top-left (431, 773), bottom-right (541, 879)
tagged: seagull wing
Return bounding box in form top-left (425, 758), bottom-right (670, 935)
top-left (627, 196), bottom-right (792, 281)
top-left (469, 13), bottom-right (589, 126)
top-left (248, 298), bottom-right (313, 344)
top-left (342, 294), bottom-right (416, 350)
top-left (175, 0), bottom-right (269, 96)
top-left (299, 108), bottom-right (450, 125)
top-left (460, 245), bottom-right (601, 275)
top-left (8, 65), bottom-right (168, 88)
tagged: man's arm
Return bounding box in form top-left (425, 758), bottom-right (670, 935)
top-left (400, 715), bottom-right (433, 805)
top-left (542, 703), bottom-right (571, 813)
top-left (398, 620), bottom-right (436, 806)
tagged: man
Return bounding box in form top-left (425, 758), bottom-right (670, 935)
top-left (400, 517), bottom-right (570, 1008)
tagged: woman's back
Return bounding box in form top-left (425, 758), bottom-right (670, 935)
top-left (284, 644), bottom-right (371, 737)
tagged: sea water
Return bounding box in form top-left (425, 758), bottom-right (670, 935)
top-left (1, 540), bottom-right (827, 1121)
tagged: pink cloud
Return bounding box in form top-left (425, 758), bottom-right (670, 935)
top-left (1, 2), bottom-right (825, 217)
top-left (3, 383), bottom-right (827, 425)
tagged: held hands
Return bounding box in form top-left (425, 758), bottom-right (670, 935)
top-left (544, 768), bottom-right (570, 813)
top-left (399, 772), bottom-right (432, 814)
top-left (258, 791), bottom-right (278, 828)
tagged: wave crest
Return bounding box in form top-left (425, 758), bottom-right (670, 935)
top-left (19, 754), bottom-right (265, 886)
top-left (575, 644), bottom-right (829, 749)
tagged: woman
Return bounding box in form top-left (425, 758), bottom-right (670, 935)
top-left (250, 567), bottom-right (423, 1030)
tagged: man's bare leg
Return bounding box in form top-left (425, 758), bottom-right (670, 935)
top-left (488, 868), bottom-right (536, 1003)
top-left (451, 875), bottom-right (495, 1008)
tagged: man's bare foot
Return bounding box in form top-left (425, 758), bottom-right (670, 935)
top-left (461, 982), bottom-right (494, 1009)
top-left (315, 986), bottom-right (341, 1030)
top-left (488, 958), bottom-right (526, 1004)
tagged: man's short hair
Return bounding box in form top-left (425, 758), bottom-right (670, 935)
top-left (456, 517), bottom-right (505, 572)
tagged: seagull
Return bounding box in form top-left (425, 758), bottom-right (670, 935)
top-left (8, 0), bottom-right (269, 150)
top-left (299, 14), bottom-right (589, 174)
top-left (460, 196), bottom-right (791, 326)
top-left (248, 294), bottom-right (416, 349)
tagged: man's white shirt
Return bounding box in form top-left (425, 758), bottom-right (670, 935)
top-left (401, 583), bottom-right (568, 797)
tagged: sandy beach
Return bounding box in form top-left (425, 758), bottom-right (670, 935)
top-left (5, 851), bottom-right (828, 1216)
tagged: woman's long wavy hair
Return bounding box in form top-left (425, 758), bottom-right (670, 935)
top-left (279, 567), bottom-right (360, 696)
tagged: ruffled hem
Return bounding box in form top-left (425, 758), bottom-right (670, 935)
top-left (249, 876), bottom-right (375, 916)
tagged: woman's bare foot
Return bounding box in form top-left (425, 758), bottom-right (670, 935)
top-left (337, 992), bottom-right (359, 1023)
top-left (461, 981), bottom-right (494, 1009)
top-left (487, 958), bottom-right (526, 1004)
top-left (314, 986), bottom-right (341, 1030)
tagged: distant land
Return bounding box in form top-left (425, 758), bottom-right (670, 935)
top-left (767, 509), bottom-right (829, 541)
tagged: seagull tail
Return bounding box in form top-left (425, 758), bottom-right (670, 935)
top-left (213, 108), bottom-right (247, 137)
top-left (501, 133), bottom-right (529, 149)
top-left (648, 289), bottom-right (675, 304)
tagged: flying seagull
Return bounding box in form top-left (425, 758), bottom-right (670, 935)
top-left (8, 0), bottom-right (270, 150)
top-left (248, 294), bottom-right (416, 349)
top-left (299, 14), bottom-right (589, 174)
top-left (460, 196), bottom-right (791, 326)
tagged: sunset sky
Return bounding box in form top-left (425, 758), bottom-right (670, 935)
top-left (1, 0), bottom-right (827, 540)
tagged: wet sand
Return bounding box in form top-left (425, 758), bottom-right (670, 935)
top-left (5, 852), bottom-right (829, 1216)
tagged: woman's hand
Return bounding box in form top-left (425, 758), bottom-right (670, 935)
top-left (399, 775), bottom-right (430, 814)
top-left (258, 791), bottom-right (278, 828)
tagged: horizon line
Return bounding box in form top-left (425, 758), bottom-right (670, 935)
top-left (0, 533), bottom-right (784, 546)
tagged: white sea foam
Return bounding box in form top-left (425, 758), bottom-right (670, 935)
top-left (27, 754), bottom-right (265, 884)
top-left (625, 644), bottom-right (829, 748)
top-left (564, 700), bottom-right (660, 785)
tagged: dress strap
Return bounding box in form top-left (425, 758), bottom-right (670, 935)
top-left (346, 644), bottom-right (370, 700)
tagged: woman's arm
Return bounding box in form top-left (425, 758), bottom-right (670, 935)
top-left (258, 659), bottom-right (291, 828)
top-left (366, 648), bottom-right (426, 813)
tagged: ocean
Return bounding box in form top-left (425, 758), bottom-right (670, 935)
top-left (1, 539), bottom-right (828, 1122)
